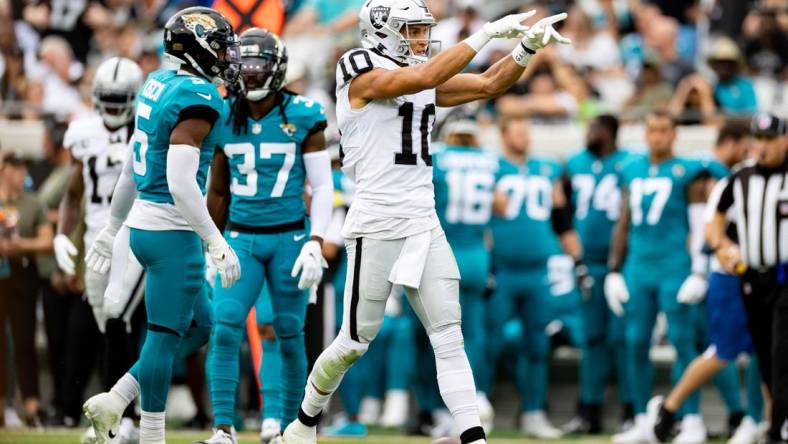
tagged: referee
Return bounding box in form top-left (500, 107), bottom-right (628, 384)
top-left (708, 112), bottom-right (787, 443)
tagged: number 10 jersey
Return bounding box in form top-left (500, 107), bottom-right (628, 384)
top-left (335, 48), bottom-right (438, 239)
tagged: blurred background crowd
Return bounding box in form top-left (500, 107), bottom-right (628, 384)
top-left (0, 0), bottom-right (785, 437)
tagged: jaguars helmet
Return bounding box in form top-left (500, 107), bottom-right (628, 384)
top-left (359, 0), bottom-right (439, 65)
top-left (238, 28), bottom-right (288, 102)
top-left (163, 7), bottom-right (241, 85)
top-left (92, 57), bottom-right (143, 128)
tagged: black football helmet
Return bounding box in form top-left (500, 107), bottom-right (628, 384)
top-left (237, 28), bottom-right (288, 101)
top-left (163, 7), bottom-right (241, 85)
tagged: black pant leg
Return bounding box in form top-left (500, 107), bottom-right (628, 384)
top-left (60, 298), bottom-right (101, 419)
top-left (741, 279), bottom-right (774, 391)
top-left (769, 284), bottom-right (788, 441)
top-left (41, 281), bottom-right (74, 412)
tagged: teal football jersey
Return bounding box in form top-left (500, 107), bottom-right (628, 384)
top-left (217, 93), bottom-right (327, 227)
top-left (432, 145), bottom-right (499, 249)
top-left (565, 149), bottom-right (631, 264)
top-left (620, 154), bottom-right (726, 265)
top-left (132, 69), bottom-right (224, 204)
top-left (491, 156), bottom-right (563, 267)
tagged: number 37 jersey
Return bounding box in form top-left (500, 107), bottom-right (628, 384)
top-left (335, 48), bottom-right (437, 223)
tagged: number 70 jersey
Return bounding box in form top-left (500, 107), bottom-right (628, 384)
top-left (335, 47), bottom-right (437, 220)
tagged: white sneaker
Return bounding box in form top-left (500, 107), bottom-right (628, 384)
top-left (728, 416), bottom-right (760, 444)
top-left (4, 407), bottom-right (22, 428)
top-left (379, 390), bottom-right (409, 428)
top-left (282, 419), bottom-right (317, 444)
top-left (673, 415), bottom-right (707, 444)
top-left (83, 392), bottom-right (127, 444)
top-left (477, 392), bottom-right (495, 434)
top-left (195, 428), bottom-right (237, 444)
top-left (260, 418), bottom-right (281, 444)
top-left (358, 396), bottom-right (381, 425)
top-left (613, 414), bottom-right (655, 444)
top-left (520, 411), bottom-right (563, 439)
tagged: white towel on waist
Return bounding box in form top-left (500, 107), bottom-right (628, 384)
top-left (388, 230), bottom-right (431, 288)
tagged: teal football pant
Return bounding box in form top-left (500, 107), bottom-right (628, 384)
top-left (127, 229), bottom-right (213, 413)
top-left (623, 262), bottom-right (697, 415)
top-left (579, 263), bottom-right (630, 406)
top-left (255, 285), bottom-right (282, 423)
top-left (208, 229), bottom-right (309, 428)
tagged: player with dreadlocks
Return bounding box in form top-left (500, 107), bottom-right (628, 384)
top-left (199, 27), bottom-right (332, 444)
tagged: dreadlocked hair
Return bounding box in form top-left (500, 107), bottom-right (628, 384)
top-left (226, 88), bottom-right (297, 136)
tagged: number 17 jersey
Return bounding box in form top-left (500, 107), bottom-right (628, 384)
top-left (335, 47), bottom-right (438, 238)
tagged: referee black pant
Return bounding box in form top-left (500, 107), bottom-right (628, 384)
top-left (740, 269), bottom-right (788, 442)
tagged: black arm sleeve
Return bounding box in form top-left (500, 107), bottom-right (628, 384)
top-left (551, 205), bottom-right (573, 236)
top-left (176, 105), bottom-right (220, 129)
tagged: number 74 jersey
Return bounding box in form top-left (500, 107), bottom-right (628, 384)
top-left (335, 47), bottom-right (437, 221)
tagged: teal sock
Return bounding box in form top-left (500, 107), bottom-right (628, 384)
top-left (261, 338), bottom-right (282, 422)
top-left (208, 321), bottom-right (244, 427)
top-left (713, 362), bottom-right (743, 415)
top-left (746, 357), bottom-right (764, 422)
top-left (277, 334), bottom-right (305, 427)
top-left (519, 334), bottom-right (549, 412)
top-left (137, 329), bottom-right (182, 412)
top-left (580, 340), bottom-right (609, 404)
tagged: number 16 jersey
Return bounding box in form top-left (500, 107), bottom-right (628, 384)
top-left (335, 48), bottom-right (438, 240)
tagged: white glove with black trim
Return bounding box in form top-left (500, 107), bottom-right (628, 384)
top-left (604, 272), bottom-right (629, 317)
top-left (54, 234), bottom-right (78, 275)
top-left (291, 240), bottom-right (328, 290)
top-left (207, 236), bottom-right (241, 288)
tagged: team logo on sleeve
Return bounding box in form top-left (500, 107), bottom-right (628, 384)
top-left (370, 6), bottom-right (390, 29)
top-left (280, 123), bottom-right (297, 136)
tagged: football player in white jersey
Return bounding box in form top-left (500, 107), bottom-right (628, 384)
top-left (54, 57), bottom-right (145, 444)
top-left (283, 2), bottom-right (570, 443)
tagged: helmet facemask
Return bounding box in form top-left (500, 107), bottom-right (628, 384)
top-left (93, 90), bottom-right (136, 128)
top-left (238, 46), bottom-right (287, 102)
top-left (397, 22), bottom-right (440, 64)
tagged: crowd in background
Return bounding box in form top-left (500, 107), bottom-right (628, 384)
top-left (0, 0), bottom-right (786, 436)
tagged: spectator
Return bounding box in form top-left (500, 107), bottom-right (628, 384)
top-left (431, 0), bottom-right (485, 67)
top-left (741, 4), bottom-right (787, 79)
top-left (284, 0), bottom-right (363, 37)
top-left (706, 36), bottom-right (759, 116)
top-left (621, 58), bottom-right (674, 122)
top-left (0, 45), bottom-right (29, 116)
top-left (669, 73), bottom-right (718, 125)
top-left (35, 36), bottom-right (85, 119)
top-left (557, 5), bottom-right (622, 75)
top-left (497, 67), bottom-right (579, 124)
top-left (0, 149), bottom-right (53, 428)
top-left (644, 15), bottom-right (694, 85)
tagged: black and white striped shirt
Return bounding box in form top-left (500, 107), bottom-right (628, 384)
top-left (717, 158), bottom-right (788, 268)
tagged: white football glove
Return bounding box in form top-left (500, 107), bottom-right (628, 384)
top-left (54, 233), bottom-right (78, 275)
top-left (677, 273), bottom-right (708, 305)
top-left (522, 12), bottom-right (571, 51)
top-left (205, 252), bottom-right (218, 288)
top-left (604, 272), bottom-right (629, 317)
top-left (207, 236), bottom-right (241, 289)
top-left (85, 224), bottom-right (119, 275)
top-left (291, 240), bottom-right (328, 290)
top-left (482, 11), bottom-right (535, 39)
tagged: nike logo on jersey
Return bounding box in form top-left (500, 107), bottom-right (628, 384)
top-left (196, 92), bottom-right (212, 100)
top-left (294, 233), bottom-right (306, 241)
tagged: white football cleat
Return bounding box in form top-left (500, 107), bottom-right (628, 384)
top-left (520, 411), bottom-right (563, 439)
top-left (358, 396), bottom-right (381, 425)
top-left (260, 418), bottom-right (282, 444)
top-left (728, 416), bottom-right (761, 444)
top-left (195, 428), bottom-right (237, 444)
top-left (379, 390), bottom-right (409, 428)
top-left (282, 419), bottom-right (317, 444)
top-left (613, 414), bottom-right (655, 444)
top-left (477, 392), bottom-right (495, 434)
top-left (83, 392), bottom-right (127, 444)
top-left (673, 415), bottom-right (706, 444)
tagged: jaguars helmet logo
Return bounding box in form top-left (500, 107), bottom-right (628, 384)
top-left (370, 6), bottom-right (390, 30)
top-left (182, 13), bottom-right (218, 37)
top-left (280, 123), bottom-right (297, 136)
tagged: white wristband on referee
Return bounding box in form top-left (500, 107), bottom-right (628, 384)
top-left (511, 41), bottom-right (536, 67)
top-left (463, 29), bottom-right (491, 53)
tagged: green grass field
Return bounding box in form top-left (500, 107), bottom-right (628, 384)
top-left (0, 429), bottom-right (728, 444)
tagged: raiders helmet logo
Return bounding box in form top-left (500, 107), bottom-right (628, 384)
top-left (370, 6), bottom-right (390, 29)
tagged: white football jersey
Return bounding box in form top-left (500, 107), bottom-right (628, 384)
top-left (63, 113), bottom-right (130, 248)
top-left (335, 48), bottom-right (439, 239)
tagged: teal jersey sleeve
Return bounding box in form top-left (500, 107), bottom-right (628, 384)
top-left (565, 149), bottom-right (630, 264)
top-left (132, 70), bottom-right (223, 204)
top-left (218, 93), bottom-right (327, 227)
top-left (432, 146), bottom-right (498, 249)
top-left (490, 157), bottom-right (562, 269)
top-left (698, 157), bottom-right (730, 179)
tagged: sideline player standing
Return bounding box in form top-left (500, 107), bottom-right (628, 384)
top-left (54, 57), bottom-right (146, 443)
top-left (81, 8), bottom-right (242, 444)
top-left (283, 1), bottom-right (571, 443)
top-left (200, 28), bottom-right (332, 444)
